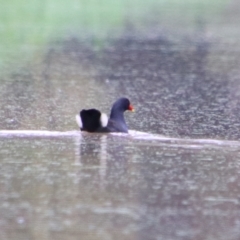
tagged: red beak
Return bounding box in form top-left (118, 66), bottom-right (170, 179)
top-left (128, 104), bottom-right (135, 112)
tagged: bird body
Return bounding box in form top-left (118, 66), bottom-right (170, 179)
top-left (76, 97), bottom-right (134, 133)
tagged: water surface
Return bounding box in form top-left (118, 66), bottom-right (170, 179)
top-left (0, 131), bottom-right (240, 240)
top-left (1, 0), bottom-right (240, 239)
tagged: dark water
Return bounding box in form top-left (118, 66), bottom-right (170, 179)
top-left (1, 1), bottom-right (240, 239)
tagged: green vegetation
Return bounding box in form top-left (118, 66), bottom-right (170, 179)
top-left (0, 0), bottom-right (229, 74)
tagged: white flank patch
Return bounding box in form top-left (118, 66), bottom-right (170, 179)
top-left (75, 114), bottom-right (83, 128)
top-left (100, 113), bottom-right (108, 127)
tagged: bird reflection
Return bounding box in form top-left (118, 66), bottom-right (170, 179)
top-left (74, 133), bottom-right (108, 188)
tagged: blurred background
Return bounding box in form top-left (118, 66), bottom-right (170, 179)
top-left (1, 0), bottom-right (240, 139)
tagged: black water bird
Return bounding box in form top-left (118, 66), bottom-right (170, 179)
top-left (76, 97), bottom-right (134, 133)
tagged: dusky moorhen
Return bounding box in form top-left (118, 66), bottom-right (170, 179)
top-left (76, 97), bottom-right (134, 133)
